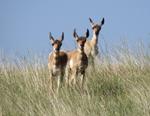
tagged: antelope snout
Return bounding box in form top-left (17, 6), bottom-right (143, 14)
top-left (53, 47), bottom-right (60, 52)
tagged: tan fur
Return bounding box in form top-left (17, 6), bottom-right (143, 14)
top-left (48, 32), bottom-right (68, 92)
top-left (84, 18), bottom-right (104, 58)
top-left (66, 29), bottom-right (89, 88)
top-left (84, 34), bottom-right (98, 57)
top-left (48, 51), bottom-right (68, 76)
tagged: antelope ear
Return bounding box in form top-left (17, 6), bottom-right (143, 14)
top-left (85, 29), bottom-right (89, 38)
top-left (48, 32), bottom-right (54, 44)
top-left (59, 32), bottom-right (64, 41)
top-left (73, 29), bottom-right (78, 39)
top-left (101, 18), bottom-right (105, 26)
top-left (89, 17), bottom-right (94, 25)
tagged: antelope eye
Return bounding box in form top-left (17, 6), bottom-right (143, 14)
top-left (52, 43), bottom-right (55, 46)
top-left (92, 26), bottom-right (96, 29)
top-left (76, 39), bottom-right (79, 42)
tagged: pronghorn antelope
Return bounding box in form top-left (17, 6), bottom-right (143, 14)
top-left (84, 17), bottom-right (105, 59)
top-left (66, 29), bottom-right (89, 88)
top-left (48, 32), bottom-right (68, 92)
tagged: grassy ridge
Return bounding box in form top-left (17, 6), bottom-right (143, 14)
top-left (0, 44), bottom-right (150, 116)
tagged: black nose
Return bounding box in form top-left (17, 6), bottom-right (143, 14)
top-left (56, 48), bottom-right (60, 51)
top-left (81, 44), bottom-right (84, 48)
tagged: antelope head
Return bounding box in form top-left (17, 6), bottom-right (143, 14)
top-left (73, 29), bottom-right (89, 51)
top-left (48, 32), bottom-right (64, 52)
top-left (89, 17), bottom-right (105, 36)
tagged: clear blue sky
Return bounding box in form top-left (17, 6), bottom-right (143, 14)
top-left (0, 0), bottom-right (150, 55)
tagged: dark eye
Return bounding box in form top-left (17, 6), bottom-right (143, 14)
top-left (52, 43), bottom-right (55, 46)
top-left (92, 25), bottom-right (96, 29)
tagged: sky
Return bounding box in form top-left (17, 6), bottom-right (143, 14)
top-left (0, 0), bottom-right (150, 56)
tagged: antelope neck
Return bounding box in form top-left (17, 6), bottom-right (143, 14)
top-left (77, 47), bottom-right (84, 53)
top-left (53, 51), bottom-right (60, 66)
top-left (91, 33), bottom-right (99, 45)
top-left (53, 50), bottom-right (59, 58)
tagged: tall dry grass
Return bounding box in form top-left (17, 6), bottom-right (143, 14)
top-left (0, 42), bottom-right (150, 116)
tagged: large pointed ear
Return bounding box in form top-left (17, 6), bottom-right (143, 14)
top-left (101, 18), bottom-right (105, 26)
top-left (89, 17), bottom-right (94, 25)
top-left (59, 32), bottom-right (64, 42)
top-left (85, 29), bottom-right (89, 38)
top-left (48, 32), bottom-right (54, 44)
top-left (73, 29), bottom-right (78, 40)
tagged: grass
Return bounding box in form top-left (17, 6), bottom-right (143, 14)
top-left (0, 43), bottom-right (150, 116)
